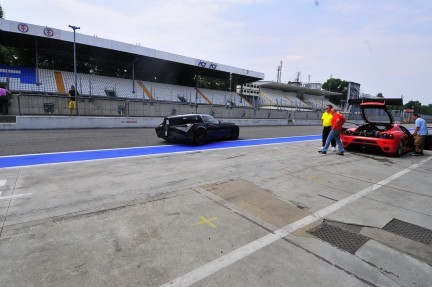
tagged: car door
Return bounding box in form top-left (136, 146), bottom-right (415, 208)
top-left (206, 121), bottom-right (221, 140)
top-left (201, 115), bottom-right (221, 140)
top-left (216, 122), bottom-right (232, 138)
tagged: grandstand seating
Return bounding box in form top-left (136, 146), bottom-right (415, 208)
top-left (197, 88), bottom-right (249, 107)
top-left (303, 94), bottom-right (339, 110)
top-left (61, 71), bottom-right (140, 98)
top-left (0, 65), bottom-right (37, 84)
top-left (1, 66), bottom-right (57, 93)
top-left (1, 65), bottom-right (337, 110)
top-left (0, 66), bottom-right (189, 102)
top-left (1, 65), bottom-right (253, 106)
top-left (260, 88), bottom-right (310, 109)
top-left (141, 81), bottom-right (196, 103)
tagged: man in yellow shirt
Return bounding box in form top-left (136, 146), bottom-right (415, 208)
top-left (319, 104), bottom-right (336, 151)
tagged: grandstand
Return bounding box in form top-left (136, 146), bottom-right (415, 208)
top-left (197, 88), bottom-right (248, 106)
top-left (0, 18), bottom-right (343, 117)
top-left (139, 81), bottom-right (195, 102)
top-left (1, 65), bottom-right (142, 98)
top-left (244, 81), bottom-right (341, 111)
top-left (260, 88), bottom-right (310, 110)
top-left (0, 18), bottom-right (263, 96)
top-left (303, 94), bottom-right (340, 110)
top-left (0, 64), bottom-right (254, 107)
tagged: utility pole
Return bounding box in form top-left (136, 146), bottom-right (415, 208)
top-left (69, 25), bottom-right (80, 115)
top-left (276, 61), bottom-right (282, 83)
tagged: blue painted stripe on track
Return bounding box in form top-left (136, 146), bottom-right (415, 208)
top-left (0, 134), bottom-right (320, 169)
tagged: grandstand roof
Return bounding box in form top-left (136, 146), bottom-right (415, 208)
top-left (0, 19), bottom-right (264, 84)
top-left (255, 81), bottom-right (343, 97)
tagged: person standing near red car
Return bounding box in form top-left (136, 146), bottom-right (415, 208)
top-left (411, 113), bottom-right (428, 156)
top-left (319, 108), bottom-right (346, 155)
top-left (319, 104), bottom-right (336, 152)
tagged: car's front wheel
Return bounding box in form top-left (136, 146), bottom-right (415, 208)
top-left (230, 127), bottom-right (239, 140)
top-left (193, 128), bottom-right (207, 145)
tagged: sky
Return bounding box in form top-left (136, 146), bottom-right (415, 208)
top-left (1, 0), bottom-right (431, 105)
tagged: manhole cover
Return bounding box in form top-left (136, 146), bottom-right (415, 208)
top-left (383, 219), bottom-right (432, 245)
top-left (307, 223), bottom-right (369, 254)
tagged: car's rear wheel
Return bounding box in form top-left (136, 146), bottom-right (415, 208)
top-left (396, 141), bottom-right (404, 157)
top-left (230, 127), bottom-right (239, 140)
top-left (193, 129), bottom-right (207, 145)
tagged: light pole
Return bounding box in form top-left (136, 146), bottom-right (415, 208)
top-left (69, 25), bottom-right (80, 115)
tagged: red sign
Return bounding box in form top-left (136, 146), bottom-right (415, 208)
top-left (44, 28), bottom-right (54, 37)
top-left (17, 23), bottom-right (29, 33)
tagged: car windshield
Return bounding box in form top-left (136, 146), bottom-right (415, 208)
top-left (168, 115), bottom-right (201, 125)
top-left (202, 115), bottom-right (219, 124)
top-left (363, 107), bottom-right (392, 124)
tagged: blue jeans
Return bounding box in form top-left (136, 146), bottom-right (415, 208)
top-left (322, 129), bottom-right (344, 153)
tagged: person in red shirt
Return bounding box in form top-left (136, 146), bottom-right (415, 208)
top-left (319, 108), bottom-right (346, 155)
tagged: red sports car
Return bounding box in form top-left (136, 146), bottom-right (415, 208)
top-left (341, 100), bottom-right (431, 156)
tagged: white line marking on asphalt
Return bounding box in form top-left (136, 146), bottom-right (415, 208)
top-left (0, 193), bottom-right (32, 201)
top-left (159, 157), bottom-right (431, 287)
top-left (0, 179), bottom-right (5, 196)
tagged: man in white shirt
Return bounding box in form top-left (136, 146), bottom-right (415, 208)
top-left (411, 113), bottom-right (428, 156)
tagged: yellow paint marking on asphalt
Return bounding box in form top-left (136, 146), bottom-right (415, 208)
top-left (194, 216), bottom-right (218, 228)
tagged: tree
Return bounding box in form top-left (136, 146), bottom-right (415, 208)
top-left (0, 4), bottom-right (4, 18)
top-left (403, 100), bottom-right (422, 112)
top-left (322, 78), bottom-right (349, 105)
top-left (401, 100), bottom-right (432, 115)
top-left (376, 92), bottom-right (383, 98)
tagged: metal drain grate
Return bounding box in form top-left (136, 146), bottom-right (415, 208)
top-left (383, 219), bottom-right (432, 245)
top-left (307, 223), bottom-right (369, 254)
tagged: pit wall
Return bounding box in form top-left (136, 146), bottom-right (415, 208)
top-left (1, 93), bottom-right (327, 129)
top-left (9, 93), bottom-right (320, 119)
top-left (0, 116), bottom-right (320, 130)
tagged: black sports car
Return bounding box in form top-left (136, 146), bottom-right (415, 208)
top-left (155, 114), bottom-right (240, 145)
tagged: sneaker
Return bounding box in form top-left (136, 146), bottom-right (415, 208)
top-left (338, 152), bottom-right (344, 156)
top-left (318, 147), bottom-right (323, 151)
top-left (331, 147), bottom-right (336, 152)
top-left (318, 150), bottom-right (327, 154)
top-left (411, 152), bottom-right (419, 156)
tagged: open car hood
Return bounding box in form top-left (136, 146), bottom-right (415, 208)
top-left (360, 102), bottom-right (394, 125)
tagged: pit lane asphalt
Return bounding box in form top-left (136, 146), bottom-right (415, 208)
top-left (0, 125), bottom-right (431, 287)
top-left (0, 125), bottom-right (323, 156)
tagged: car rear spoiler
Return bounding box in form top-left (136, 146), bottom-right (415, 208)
top-left (348, 98), bottom-right (403, 106)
